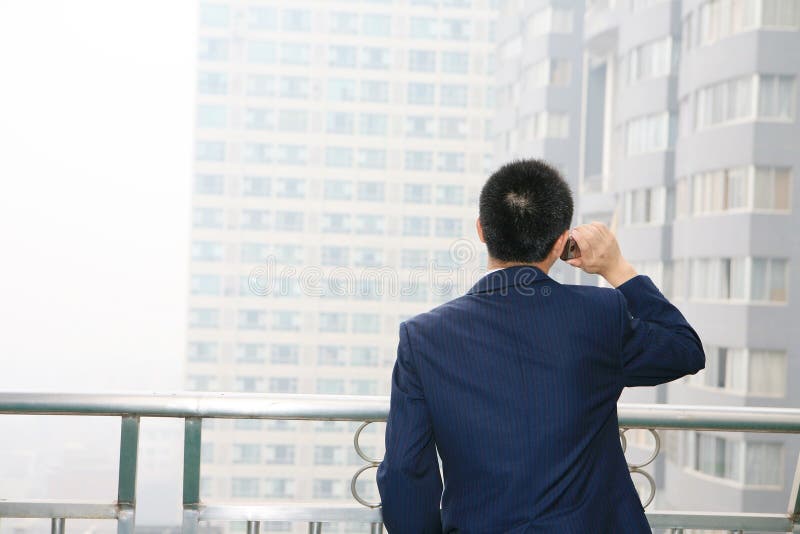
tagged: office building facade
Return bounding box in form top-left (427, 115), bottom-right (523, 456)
top-left (497, 0), bottom-right (799, 516)
top-left (189, 1), bottom-right (497, 532)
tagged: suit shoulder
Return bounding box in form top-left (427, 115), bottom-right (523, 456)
top-left (559, 282), bottom-right (622, 307)
top-left (401, 294), bottom-right (471, 334)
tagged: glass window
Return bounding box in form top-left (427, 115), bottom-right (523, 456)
top-left (352, 347), bottom-right (379, 366)
top-left (198, 72), bottom-right (227, 95)
top-left (749, 350), bottom-right (787, 396)
top-left (198, 38), bottom-right (228, 61)
top-left (359, 113), bottom-right (388, 136)
top-left (200, 4), bottom-right (229, 27)
top-left (361, 47), bottom-right (390, 69)
top-left (435, 217), bottom-right (462, 237)
top-left (318, 346), bottom-right (346, 366)
top-left (440, 19), bottom-right (470, 40)
top-left (405, 150), bottom-right (434, 170)
top-left (276, 145), bottom-right (307, 165)
top-left (192, 207), bottom-right (224, 228)
top-left (754, 167), bottom-right (792, 210)
top-left (328, 79), bottom-right (357, 101)
top-left (751, 258), bottom-right (788, 302)
top-left (330, 12), bottom-right (358, 33)
top-left (326, 147), bottom-right (353, 167)
top-left (439, 117), bottom-right (467, 138)
top-left (320, 312), bottom-right (347, 332)
top-left (441, 51), bottom-right (469, 74)
top-left (196, 141), bottom-right (225, 161)
top-left (265, 445), bottom-right (295, 465)
top-left (353, 313), bottom-right (380, 333)
top-left (625, 113), bottom-right (673, 155)
top-left (268, 377), bottom-right (298, 393)
top-left (246, 75), bottom-right (275, 97)
top-left (271, 344), bottom-right (299, 364)
top-left (191, 275), bottom-right (221, 296)
top-left (279, 77), bottom-right (310, 99)
top-left (409, 50), bottom-right (436, 72)
top-left (436, 185), bottom-right (464, 205)
top-left (242, 143), bottom-right (271, 163)
top-left (406, 116), bottom-right (435, 137)
top-left (404, 184), bottom-right (432, 203)
top-left (358, 149), bottom-right (386, 169)
top-left (321, 213), bottom-right (351, 233)
top-left (354, 214), bottom-right (385, 235)
top-left (403, 216), bottom-right (430, 236)
top-left (362, 14), bottom-right (392, 36)
top-left (248, 41), bottom-right (277, 64)
top-left (194, 175), bottom-right (224, 195)
top-left (357, 181), bottom-right (385, 202)
top-left (745, 443), bottom-right (783, 485)
top-left (361, 80), bottom-right (389, 102)
top-left (329, 46), bottom-right (357, 68)
top-left (232, 478), bottom-right (259, 497)
top-left (410, 17), bottom-right (437, 38)
top-left (408, 83), bottom-right (435, 105)
top-left (280, 43), bottom-right (310, 65)
top-left (324, 180), bottom-right (353, 201)
top-left (437, 152), bottom-right (465, 172)
top-left (321, 246), bottom-right (349, 266)
top-left (327, 112), bottom-right (355, 134)
top-left (249, 7), bottom-right (277, 30)
top-left (440, 84), bottom-right (468, 107)
top-left (759, 75), bottom-right (795, 120)
top-left (274, 177), bottom-right (304, 198)
top-left (282, 9), bottom-right (311, 31)
top-left (188, 341), bottom-right (219, 363)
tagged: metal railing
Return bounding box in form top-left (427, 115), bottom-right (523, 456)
top-left (0, 392), bottom-right (799, 533)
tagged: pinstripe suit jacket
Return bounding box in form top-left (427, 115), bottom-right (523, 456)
top-left (376, 265), bottom-right (704, 533)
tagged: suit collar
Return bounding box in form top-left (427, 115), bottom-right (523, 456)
top-left (467, 265), bottom-right (552, 295)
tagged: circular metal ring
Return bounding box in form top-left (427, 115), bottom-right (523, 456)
top-left (629, 467), bottom-right (656, 509)
top-left (351, 463), bottom-right (381, 508)
top-left (619, 428), bottom-right (628, 454)
top-left (354, 421), bottom-right (383, 464)
top-left (627, 429), bottom-right (661, 469)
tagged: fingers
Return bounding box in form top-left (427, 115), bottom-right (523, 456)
top-left (566, 258), bottom-right (583, 269)
top-left (570, 226), bottom-right (591, 254)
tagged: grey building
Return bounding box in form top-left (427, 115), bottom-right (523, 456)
top-left (496, 0), bottom-right (799, 517)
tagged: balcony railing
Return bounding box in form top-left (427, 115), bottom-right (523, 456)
top-left (0, 392), bottom-right (799, 533)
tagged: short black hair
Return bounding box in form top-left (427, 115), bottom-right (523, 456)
top-left (479, 159), bottom-right (573, 263)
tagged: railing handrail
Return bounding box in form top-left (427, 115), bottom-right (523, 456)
top-left (1, 392), bottom-right (800, 432)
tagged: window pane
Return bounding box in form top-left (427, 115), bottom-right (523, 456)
top-left (749, 350), bottom-right (786, 396)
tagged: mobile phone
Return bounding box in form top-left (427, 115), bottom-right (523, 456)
top-left (560, 236), bottom-right (581, 261)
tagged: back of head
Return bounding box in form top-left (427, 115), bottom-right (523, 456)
top-left (479, 159), bottom-right (574, 263)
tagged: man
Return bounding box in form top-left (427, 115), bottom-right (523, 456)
top-left (376, 160), bottom-right (704, 533)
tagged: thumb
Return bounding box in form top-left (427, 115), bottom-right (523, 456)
top-left (566, 258), bottom-right (583, 269)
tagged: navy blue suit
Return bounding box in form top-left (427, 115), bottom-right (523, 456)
top-left (377, 266), bottom-right (704, 533)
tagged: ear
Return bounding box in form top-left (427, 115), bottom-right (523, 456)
top-left (476, 218), bottom-right (486, 243)
top-left (552, 230), bottom-right (569, 260)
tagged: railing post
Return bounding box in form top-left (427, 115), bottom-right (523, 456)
top-left (51, 518), bottom-right (65, 534)
top-left (789, 451), bottom-right (800, 532)
top-left (308, 522), bottom-right (322, 534)
top-left (117, 415), bottom-right (139, 534)
top-left (370, 522), bottom-right (383, 534)
top-left (182, 417), bottom-right (203, 534)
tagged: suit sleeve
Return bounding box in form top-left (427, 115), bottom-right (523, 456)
top-left (616, 275), bottom-right (705, 387)
top-left (377, 322), bottom-right (443, 534)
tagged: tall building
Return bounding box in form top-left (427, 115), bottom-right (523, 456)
top-left (189, 1), bottom-right (497, 532)
top-left (497, 0), bottom-right (800, 517)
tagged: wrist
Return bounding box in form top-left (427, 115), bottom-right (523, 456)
top-left (602, 259), bottom-right (637, 288)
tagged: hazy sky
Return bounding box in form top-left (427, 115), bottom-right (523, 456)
top-left (0, 1), bottom-right (196, 391)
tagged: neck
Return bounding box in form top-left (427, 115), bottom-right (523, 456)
top-left (487, 258), bottom-right (553, 274)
